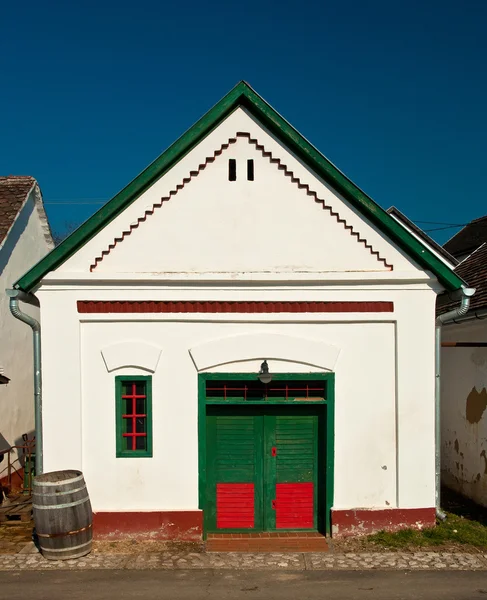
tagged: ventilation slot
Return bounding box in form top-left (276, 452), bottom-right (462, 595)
top-left (247, 159), bottom-right (254, 181)
top-left (228, 159), bottom-right (236, 181)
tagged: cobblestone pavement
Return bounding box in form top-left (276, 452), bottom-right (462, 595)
top-left (0, 524), bottom-right (33, 554)
top-left (0, 545), bottom-right (486, 571)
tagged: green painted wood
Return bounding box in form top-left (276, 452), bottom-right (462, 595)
top-left (275, 416), bottom-right (317, 482)
top-left (15, 82), bottom-right (464, 293)
top-left (114, 375), bottom-right (152, 458)
top-left (325, 375), bottom-right (335, 536)
top-left (198, 374), bottom-right (207, 518)
top-left (254, 415), bottom-right (265, 533)
top-left (204, 414), bottom-right (217, 532)
top-left (205, 409), bottom-right (263, 532)
top-left (263, 414), bottom-right (276, 530)
top-left (201, 373), bottom-right (331, 382)
top-left (273, 414), bottom-right (319, 530)
top-left (206, 404), bottom-right (321, 533)
top-left (199, 374), bottom-right (334, 536)
top-left (206, 400), bottom-right (327, 405)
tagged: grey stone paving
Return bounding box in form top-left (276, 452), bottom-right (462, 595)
top-left (0, 544), bottom-right (485, 570)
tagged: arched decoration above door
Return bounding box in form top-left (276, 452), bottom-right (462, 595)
top-left (189, 333), bottom-right (340, 372)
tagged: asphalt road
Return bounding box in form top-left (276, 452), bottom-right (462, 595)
top-left (1, 570), bottom-right (487, 600)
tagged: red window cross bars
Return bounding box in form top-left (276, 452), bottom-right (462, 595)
top-left (121, 382), bottom-right (147, 451)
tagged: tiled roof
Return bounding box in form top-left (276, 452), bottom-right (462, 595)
top-left (0, 176), bottom-right (36, 245)
top-left (437, 242), bottom-right (487, 314)
top-left (444, 215), bottom-right (487, 258)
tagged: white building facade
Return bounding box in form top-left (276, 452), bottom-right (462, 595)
top-left (14, 83), bottom-right (466, 538)
top-left (0, 177), bottom-right (53, 487)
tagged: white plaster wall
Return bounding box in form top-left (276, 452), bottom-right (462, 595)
top-left (81, 321), bottom-right (396, 511)
top-left (0, 191), bottom-right (53, 476)
top-left (395, 289), bottom-right (437, 507)
top-left (89, 138), bottom-right (386, 274)
top-left (441, 319), bottom-right (487, 507)
top-left (37, 285), bottom-right (436, 513)
top-left (33, 105), bottom-right (439, 513)
top-left (55, 108), bottom-right (424, 279)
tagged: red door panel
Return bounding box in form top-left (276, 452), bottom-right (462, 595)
top-left (216, 483), bottom-right (255, 529)
top-left (275, 482), bottom-right (314, 529)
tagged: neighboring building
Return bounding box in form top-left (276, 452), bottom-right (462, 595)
top-left (0, 176), bottom-right (54, 488)
top-left (13, 83), bottom-right (467, 541)
top-left (439, 217), bottom-right (487, 507)
top-left (444, 216), bottom-right (487, 262)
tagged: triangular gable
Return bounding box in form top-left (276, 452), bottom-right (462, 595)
top-left (88, 129), bottom-right (393, 274)
top-left (15, 81), bottom-right (464, 291)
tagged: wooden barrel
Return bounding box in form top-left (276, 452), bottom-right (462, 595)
top-left (33, 470), bottom-right (92, 560)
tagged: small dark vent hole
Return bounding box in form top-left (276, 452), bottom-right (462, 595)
top-left (228, 159), bottom-right (237, 181)
top-left (247, 159), bottom-right (254, 181)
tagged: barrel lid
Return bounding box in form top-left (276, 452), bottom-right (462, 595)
top-left (33, 470), bottom-right (83, 486)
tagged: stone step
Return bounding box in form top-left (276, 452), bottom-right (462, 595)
top-left (206, 532), bottom-right (328, 553)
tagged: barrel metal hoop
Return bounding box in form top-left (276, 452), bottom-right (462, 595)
top-left (34, 485), bottom-right (87, 497)
top-left (33, 474), bottom-right (84, 487)
top-left (43, 540), bottom-right (92, 553)
top-left (33, 497), bottom-right (91, 510)
top-left (36, 523), bottom-right (92, 539)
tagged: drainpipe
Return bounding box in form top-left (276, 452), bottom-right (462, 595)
top-left (447, 307), bottom-right (487, 325)
top-left (6, 289), bottom-right (43, 475)
top-left (434, 287), bottom-right (476, 520)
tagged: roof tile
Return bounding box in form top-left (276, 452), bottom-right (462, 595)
top-left (444, 215), bottom-right (487, 258)
top-left (437, 242), bottom-right (487, 314)
top-left (0, 176), bottom-right (36, 245)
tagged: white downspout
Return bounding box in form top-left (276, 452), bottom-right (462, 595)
top-left (434, 287), bottom-right (476, 520)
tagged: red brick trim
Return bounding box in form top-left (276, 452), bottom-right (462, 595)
top-left (90, 132), bottom-right (393, 272)
top-left (92, 510), bottom-right (202, 541)
top-left (331, 507), bottom-right (436, 537)
top-left (206, 532), bottom-right (328, 552)
top-left (78, 300), bottom-right (394, 314)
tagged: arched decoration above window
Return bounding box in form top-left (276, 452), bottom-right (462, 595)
top-left (101, 341), bottom-right (162, 373)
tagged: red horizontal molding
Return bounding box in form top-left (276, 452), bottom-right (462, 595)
top-left (77, 301), bottom-right (394, 314)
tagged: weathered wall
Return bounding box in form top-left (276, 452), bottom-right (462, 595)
top-left (0, 189), bottom-right (53, 482)
top-left (441, 319), bottom-right (487, 507)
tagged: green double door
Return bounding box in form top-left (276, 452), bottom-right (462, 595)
top-left (205, 406), bottom-right (322, 532)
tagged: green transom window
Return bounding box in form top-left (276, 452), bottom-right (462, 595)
top-left (115, 376), bottom-right (153, 458)
top-left (205, 379), bottom-right (327, 402)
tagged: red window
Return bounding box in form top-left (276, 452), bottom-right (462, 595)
top-left (116, 376), bottom-right (152, 457)
top-left (122, 381), bottom-right (148, 451)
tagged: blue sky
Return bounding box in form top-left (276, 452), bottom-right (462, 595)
top-left (2, 0), bottom-right (486, 243)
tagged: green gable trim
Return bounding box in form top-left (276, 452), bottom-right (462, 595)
top-left (15, 81), bottom-right (464, 292)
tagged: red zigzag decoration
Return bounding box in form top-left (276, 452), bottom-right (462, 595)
top-left (90, 132), bottom-right (393, 271)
